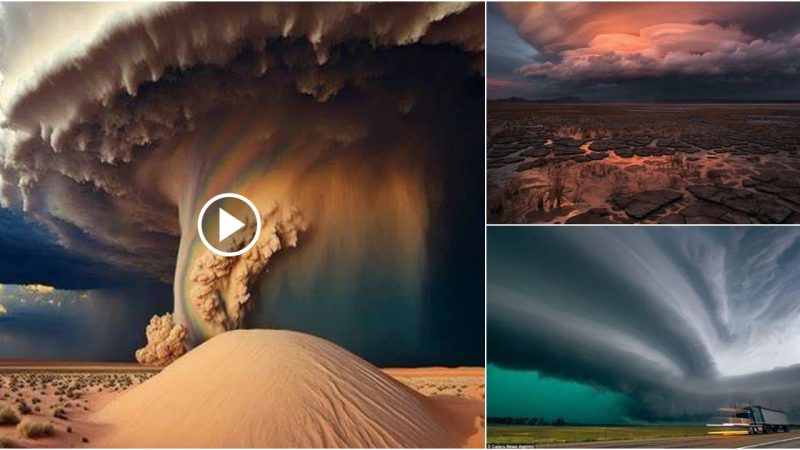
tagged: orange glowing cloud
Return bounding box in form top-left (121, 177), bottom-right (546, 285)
top-left (502, 2), bottom-right (800, 80)
top-left (487, 77), bottom-right (531, 88)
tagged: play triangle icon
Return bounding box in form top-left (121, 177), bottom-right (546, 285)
top-left (218, 207), bottom-right (245, 242)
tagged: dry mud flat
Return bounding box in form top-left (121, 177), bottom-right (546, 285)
top-left (487, 103), bottom-right (800, 224)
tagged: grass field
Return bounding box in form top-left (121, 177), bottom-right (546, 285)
top-left (487, 425), bottom-right (711, 446)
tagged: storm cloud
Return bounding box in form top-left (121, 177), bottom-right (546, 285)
top-left (488, 227), bottom-right (800, 421)
top-left (489, 2), bottom-right (800, 101)
top-left (0, 3), bottom-right (485, 365)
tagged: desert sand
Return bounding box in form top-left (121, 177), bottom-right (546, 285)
top-left (386, 368), bottom-right (486, 448)
top-left (0, 366), bottom-right (156, 448)
top-left (93, 330), bottom-right (483, 447)
top-left (0, 330), bottom-right (485, 448)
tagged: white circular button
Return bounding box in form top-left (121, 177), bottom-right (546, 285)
top-left (197, 193), bottom-right (261, 257)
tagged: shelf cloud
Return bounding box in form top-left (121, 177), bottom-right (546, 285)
top-left (489, 227), bottom-right (800, 421)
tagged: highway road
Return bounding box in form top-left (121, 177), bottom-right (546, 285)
top-left (541, 432), bottom-right (800, 448)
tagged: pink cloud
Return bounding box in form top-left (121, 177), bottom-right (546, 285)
top-left (503, 2), bottom-right (800, 81)
top-left (487, 77), bottom-right (531, 88)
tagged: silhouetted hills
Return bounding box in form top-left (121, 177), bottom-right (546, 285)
top-left (488, 96), bottom-right (589, 104)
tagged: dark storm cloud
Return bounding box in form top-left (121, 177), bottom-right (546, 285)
top-left (0, 207), bottom-right (161, 289)
top-left (488, 227), bottom-right (800, 421)
top-left (490, 2), bottom-right (800, 101)
top-left (0, 205), bottom-right (174, 361)
top-left (0, 3), bottom-right (485, 365)
top-left (486, 3), bottom-right (536, 77)
top-left (0, 282), bottom-right (173, 361)
top-left (0, 2), bottom-right (483, 283)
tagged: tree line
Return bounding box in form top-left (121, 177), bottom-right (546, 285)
top-left (488, 417), bottom-right (566, 426)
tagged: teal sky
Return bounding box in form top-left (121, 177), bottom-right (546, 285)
top-left (488, 364), bottom-right (630, 424)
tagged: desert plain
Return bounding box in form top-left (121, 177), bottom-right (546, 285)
top-left (0, 331), bottom-right (484, 448)
top-left (488, 103), bottom-right (800, 224)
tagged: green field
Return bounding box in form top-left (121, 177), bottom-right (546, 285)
top-left (487, 425), bottom-right (711, 446)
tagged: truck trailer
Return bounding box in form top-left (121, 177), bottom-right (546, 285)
top-left (707, 405), bottom-right (790, 435)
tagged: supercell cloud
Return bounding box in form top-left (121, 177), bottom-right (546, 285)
top-left (0, 3), bottom-right (485, 364)
top-left (488, 227), bottom-right (800, 421)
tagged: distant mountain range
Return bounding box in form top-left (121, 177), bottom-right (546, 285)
top-left (656, 98), bottom-right (800, 104)
top-left (488, 96), bottom-right (800, 104)
top-left (487, 96), bottom-right (588, 104)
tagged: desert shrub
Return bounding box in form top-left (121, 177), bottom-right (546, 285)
top-left (610, 171), bottom-right (629, 197)
top-left (0, 437), bottom-right (17, 448)
top-left (547, 163), bottom-right (569, 208)
top-left (15, 402), bottom-right (31, 416)
top-left (17, 420), bottom-right (55, 439)
top-left (53, 408), bottom-right (68, 420)
top-left (0, 408), bottom-right (20, 426)
top-left (584, 162), bottom-right (610, 178)
top-left (570, 169), bottom-right (586, 204)
top-left (501, 178), bottom-right (529, 222)
top-left (668, 152), bottom-right (684, 170)
top-left (530, 188), bottom-right (547, 213)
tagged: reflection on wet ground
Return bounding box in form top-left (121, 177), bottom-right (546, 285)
top-left (487, 104), bottom-right (800, 224)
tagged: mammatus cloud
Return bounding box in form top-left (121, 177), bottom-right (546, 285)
top-left (500, 3), bottom-right (800, 82)
top-left (488, 227), bottom-right (800, 421)
top-left (0, 3), bottom-right (484, 363)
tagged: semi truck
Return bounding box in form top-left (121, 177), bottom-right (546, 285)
top-left (707, 405), bottom-right (790, 435)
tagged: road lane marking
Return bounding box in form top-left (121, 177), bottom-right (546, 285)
top-left (738, 435), bottom-right (800, 448)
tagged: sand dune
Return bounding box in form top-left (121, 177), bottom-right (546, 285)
top-left (92, 330), bottom-right (482, 448)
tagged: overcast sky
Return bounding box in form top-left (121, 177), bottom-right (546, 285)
top-left (489, 227), bottom-right (800, 422)
top-left (488, 2), bottom-right (800, 101)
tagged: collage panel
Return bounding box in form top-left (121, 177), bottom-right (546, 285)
top-left (485, 3), bottom-right (800, 449)
top-left (487, 2), bottom-right (800, 225)
top-left (0, 2), bottom-right (485, 449)
top-left (487, 226), bottom-right (800, 448)
top-left (3, 1), bottom-right (800, 449)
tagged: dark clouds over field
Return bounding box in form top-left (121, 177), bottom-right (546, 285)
top-left (488, 227), bottom-right (800, 422)
top-left (0, 208), bottom-right (159, 289)
top-left (0, 206), bottom-right (173, 360)
top-left (488, 2), bottom-right (800, 101)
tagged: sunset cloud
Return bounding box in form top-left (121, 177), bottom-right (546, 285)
top-left (24, 284), bottom-right (55, 294)
top-left (487, 77), bottom-right (531, 88)
top-left (491, 2), bottom-right (800, 100)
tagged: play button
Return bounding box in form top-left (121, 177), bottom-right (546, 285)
top-left (197, 193), bottom-right (261, 257)
top-left (218, 208), bottom-right (245, 242)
